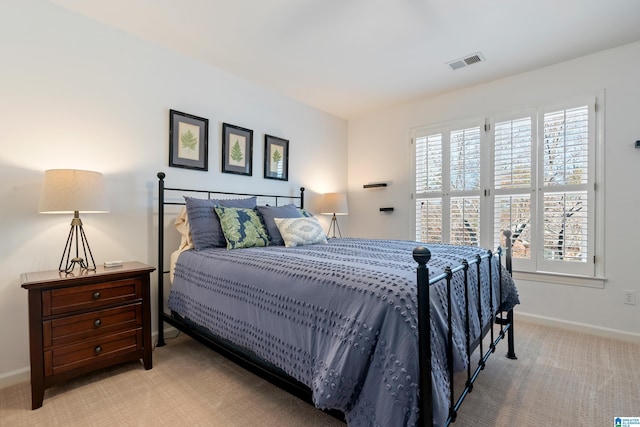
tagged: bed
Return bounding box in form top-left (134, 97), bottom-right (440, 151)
top-left (155, 172), bottom-right (519, 427)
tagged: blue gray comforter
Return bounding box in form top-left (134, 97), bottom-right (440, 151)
top-left (168, 238), bottom-right (519, 427)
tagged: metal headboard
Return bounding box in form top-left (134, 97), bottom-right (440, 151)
top-left (156, 171), bottom-right (305, 345)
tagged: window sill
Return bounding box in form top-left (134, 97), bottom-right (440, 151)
top-left (512, 270), bottom-right (606, 289)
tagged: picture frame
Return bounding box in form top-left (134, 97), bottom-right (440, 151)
top-left (222, 123), bottom-right (253, 176)
top-left (169, 109), bottom-right (209, 171)
top-left (264, 134), bottom-right (289, 181)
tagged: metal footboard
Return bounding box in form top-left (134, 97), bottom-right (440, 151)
top-left (414, 230), bottom-right (515, 426)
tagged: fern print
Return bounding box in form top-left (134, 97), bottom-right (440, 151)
top-left (181, 130), bottom-right (198, 151)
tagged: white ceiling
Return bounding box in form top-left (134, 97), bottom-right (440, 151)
top-left (49, 0), bottom-right (640, 119)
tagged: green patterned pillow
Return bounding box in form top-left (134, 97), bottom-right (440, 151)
top-left (214, 207), bottom-right (270, 249)
top-left (274, 217), bottom-right (328, 248)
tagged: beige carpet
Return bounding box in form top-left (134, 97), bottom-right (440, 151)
top-left (1, 320), bottom-right (639, 426)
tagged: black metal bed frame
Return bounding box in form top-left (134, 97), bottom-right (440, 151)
top-left (155, 172), bottom-right (517, 426)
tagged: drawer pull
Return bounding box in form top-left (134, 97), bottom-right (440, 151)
top-left (94, 319), bottom-right (102, 327)
top-left (94, 345), bottom-right (102, 355)
top-left (92, 291), bottom-right (101, 300)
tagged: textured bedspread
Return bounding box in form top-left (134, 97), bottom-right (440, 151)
top-left (168, 238), bottom-right (519, 427)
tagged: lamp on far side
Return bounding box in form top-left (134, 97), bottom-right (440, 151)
top-left (319, 192), bottom-right (348, 238)
top-left (39, 169), bottom-right (109, 273)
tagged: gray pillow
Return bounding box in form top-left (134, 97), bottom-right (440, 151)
top-left (256, 204), bottom-right (301, 246)
top-left (184, 196), bottom-right (257, 249)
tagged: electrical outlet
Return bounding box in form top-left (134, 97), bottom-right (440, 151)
top-left (623, 290), bottom-right (636, 305)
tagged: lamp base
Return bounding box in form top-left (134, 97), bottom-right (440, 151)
top-left (326, 214), bottom-right (342, 239)
top-left (59, 212), bottom-right (97, 273)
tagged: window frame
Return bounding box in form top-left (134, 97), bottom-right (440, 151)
top-left (413, 117), bottom-right (485, 246)
top-left (488, 109), bottom-right (538, 272)
top-left (412, 94), bottom-right (604, 280)
top-left (535, 98), bottom-right (597, 277)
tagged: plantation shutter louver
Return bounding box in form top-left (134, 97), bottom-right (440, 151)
top-left (540, 105), bottom-right (593, 273)
top-left (415, 133), bottom-right (443, 243)
top-left (415, 125), bottom-right (483, 246)
top-left (492, 116), bottom-right (533, 261)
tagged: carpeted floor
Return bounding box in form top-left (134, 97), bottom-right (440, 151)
top-left (1, 319), bottom-right (639, 426)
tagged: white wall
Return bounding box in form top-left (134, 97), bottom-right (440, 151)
top-left (3, 0), bottom-right (638, 390)
top-left (348, 41), bottom-right (640, 339)
top-left (0, 0), bottom-right (347, 386)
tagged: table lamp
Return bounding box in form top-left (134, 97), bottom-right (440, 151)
top-left (39, 169), bottom-right (109, 273)
top-left (319, 192), bottom-right (348, 238)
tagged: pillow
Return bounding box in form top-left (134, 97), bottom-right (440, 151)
top-left (256, 204), bottom-right (302, 246)
top-left (298, 208), bottom-right (314, 217)
top-left (215, 206), bottom-right (270, 249)
top-left (174, 206), bottom-right (194, 251)
top-left (274, 217), bottom-right (328, 248)
top-left (184, 196), bottom-right (257, 250)
top-left (218, 196), bottom-right (257, 209)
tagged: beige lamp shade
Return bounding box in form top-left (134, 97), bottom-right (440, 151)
top-left (319, 192), bottom-right (348, 216)
top-left (39, 169), bottom-right (110, 214)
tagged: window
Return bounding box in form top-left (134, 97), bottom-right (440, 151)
top-left (492, 113), bottom-right (535, 270)
top-left (415, 123), bottom-right (483, 246)
top-left (414, 97), bottom-right (599, 277)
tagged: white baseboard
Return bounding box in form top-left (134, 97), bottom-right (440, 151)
top-left (0, 367), bottom-right (30, 389)
top-left (153, 325), bottom-right (180, 345)
top-left (516, 311), bottom-right (640, 344)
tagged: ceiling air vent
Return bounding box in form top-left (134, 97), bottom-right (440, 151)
top-left (447, 52), bottom-right (485, 71)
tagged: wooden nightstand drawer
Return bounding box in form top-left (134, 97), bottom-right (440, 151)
top-left (43, 278), bottom-right (141, 316)
top-left (43, 303), bottom-right (142, 348)
top-left (45, 329), bottom-right (142, 376)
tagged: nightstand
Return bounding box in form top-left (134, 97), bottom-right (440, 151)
top-left (21, 261), bottom-right (155, 409)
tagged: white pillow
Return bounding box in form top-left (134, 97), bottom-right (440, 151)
top-left (274, 217), bottom-right (328, 248)
top-left (174, 207), bottom-right (194, 251)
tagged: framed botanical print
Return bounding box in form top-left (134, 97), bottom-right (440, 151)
top-left (222, 123), bottom-right (253, 176)
top-left (264, 134), bottom-right (289, 181)
top-left (169, 110), bottom-right (209, 171)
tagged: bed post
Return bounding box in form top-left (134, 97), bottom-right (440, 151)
top-left (299, 187), bottom-right (305, 209)
top-left (413, 246), bottom-right (432, 427)
top-left (504, 229), bottom-right (512, 275)
top-left (157, 172), bottom-right (166, 347)
top-left (503, 229), bottom-right (517, 360)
